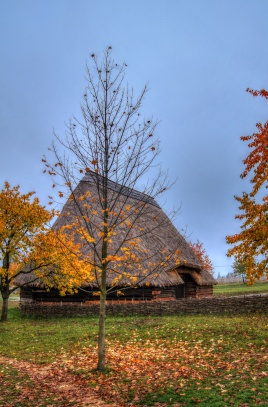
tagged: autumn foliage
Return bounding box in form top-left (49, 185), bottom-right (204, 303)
top-left (226, 88), bottom-right (268, 283)
top-left (0, 182), bottom-right (53, 321)
top-left (0, 182), bottom-right (88, 321)
top-left (188, 240), bottom-right (213, 276)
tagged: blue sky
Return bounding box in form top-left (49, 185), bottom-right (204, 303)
top-left (1, 0), bottom-right (268, 276)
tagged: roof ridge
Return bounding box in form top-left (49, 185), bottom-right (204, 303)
top-left (82, 172), bottom-right (161, 208)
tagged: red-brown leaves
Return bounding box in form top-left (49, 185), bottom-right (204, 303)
top-left (53, 329), bottom-right (267, 406)
top-left (188, 240), bottom-right (213, 275)
top-left (226, 88), bottom-right (268, 282)
top-left (246, 87), bottom-right (268, 99)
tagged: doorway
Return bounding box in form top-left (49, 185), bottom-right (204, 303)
top-left (175, 285), bottom-right (185, 299)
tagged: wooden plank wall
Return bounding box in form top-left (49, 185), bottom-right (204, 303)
top-left (20, 284), bottom-right (214, 303)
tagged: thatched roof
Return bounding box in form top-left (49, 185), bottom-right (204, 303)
top-left (15, 272), bottom-right (42, 287)
top-left (16, 172), bottom-right (217, 288)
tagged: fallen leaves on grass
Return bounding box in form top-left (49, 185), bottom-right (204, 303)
top-left (0, 357), bottom-right (115, 407)
top-left (56, 337), bottom-right (268, 405)
top-left (1, 315), bottom-right (267, 406)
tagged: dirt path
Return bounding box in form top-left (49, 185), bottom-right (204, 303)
top-left (0, 356), bottom-right (117, 407)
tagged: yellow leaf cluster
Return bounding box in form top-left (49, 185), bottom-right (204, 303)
top-left (0, 182), bottom-right (96, 293)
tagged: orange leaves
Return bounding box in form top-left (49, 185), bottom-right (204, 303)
top-left (240, 88), bottom-right (268, 195)
top-left (128, 240), bottom-right (138, 247)
top-left (226, 87), bottom-right (268, 282)
top-left (226, 193), bottom-right (268, 281)
top-left (3, 315), bottom-right (267, 406)
top-left (0, 183), bottom-right (52, 248)
top-left (0, 182), bottom-right (56, 289)
top-left (240, 122), bottom-right (268, 196)
top-left (188, 240), bottom-right (213, 275)
top-left (75, 228), bottom-right (95, 244)
top-left (246, 87), bottom-right (268, 99)
top-left (106, 254), bottom-right (121, 262)
top-left (0, 182), bottom-right (98, 305)
top-left (58, 336), bottom-right (220, 405)
top-left (31, 228), bottom-right (95, 291)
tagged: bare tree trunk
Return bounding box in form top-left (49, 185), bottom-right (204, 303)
top-left (1, 255), bottom-right (10, 322)
top-left (97, 262), bottom-right (107, 370)
top-left (97, 288), bottom-right (106, 371)
top-left (97, 89), bottom-right (109, 370)
top-left (1, 294), bottom-right (9, 322)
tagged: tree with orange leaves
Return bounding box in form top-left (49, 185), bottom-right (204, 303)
top-left (188, 240), bottom-right (213, 276)
top-left (0, 182), bottom-right (89, 321)
top-left (226, 88), bottom-right (268, 283)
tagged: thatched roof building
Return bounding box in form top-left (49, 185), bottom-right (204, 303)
top-left (18, 172), bottom-right (216, 303)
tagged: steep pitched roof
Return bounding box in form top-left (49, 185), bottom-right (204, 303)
top-left (52, 173), bottom-right (206, 287)
top-left (16, 173), bottom-right (216, 288)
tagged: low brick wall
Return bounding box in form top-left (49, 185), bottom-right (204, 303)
top-left (20, 294), bottom-right (268, 317)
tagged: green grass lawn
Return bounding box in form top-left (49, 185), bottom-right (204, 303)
top-left (0, 307), bottom-right (267, 406)
top-left (214, 281), bottom-right (268, 296)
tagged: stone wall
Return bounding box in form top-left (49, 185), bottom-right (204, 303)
top-left (20, 294), bottom-right (268, 318)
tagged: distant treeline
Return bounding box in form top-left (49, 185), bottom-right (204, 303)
top-left (216, 274), bottom-right (268, 284)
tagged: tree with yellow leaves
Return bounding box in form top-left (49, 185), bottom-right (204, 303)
top-left (226, 88), bottom-right (268, 283)
top-left (43, 47), bottom-right (178, 370)
top-left (0, 182), bottom-right (89, 321)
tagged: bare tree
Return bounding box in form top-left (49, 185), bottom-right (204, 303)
top-left (44, 47), bottom-right (176, 370)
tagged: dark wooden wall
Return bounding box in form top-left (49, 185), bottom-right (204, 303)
top-left (20, 283), bottom-right (213, 303)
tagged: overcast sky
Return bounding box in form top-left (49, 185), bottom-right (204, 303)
top-left (1, 0), bottom-right (268, 276)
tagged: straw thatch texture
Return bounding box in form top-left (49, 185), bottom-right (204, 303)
top-left (14, 266), bottom-right (42, 287)
top-left (52, 172), bottom-right (204, 287)
top-left (16, 172), bottom-right (217, 290)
